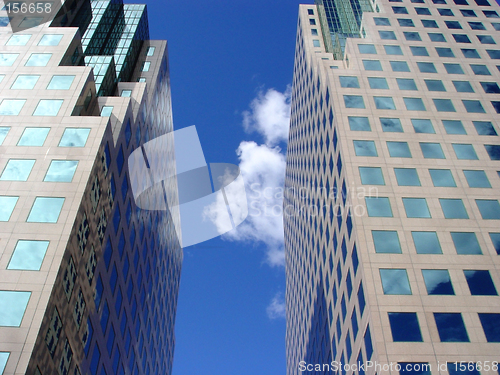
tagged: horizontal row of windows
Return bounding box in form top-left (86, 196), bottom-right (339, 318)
top-left (353, 139), bottom-right (500, 160)
top-left (360, 166), bottom-right (498, 188)
top-left (388, 0), bottom-right (493, 5)
top-left (0, 98), bottom-right (64, 116)
top-left (349, 117), bottom-right (497, 135)
top-left (0, 159), bottom-right (78, 182)
top-left (0, 52), bottom-right (53, 67)
top-left (0, 127), bottom-right (90, 146)
top-left (372, 229), bottom-right (500, 254)
top-left (379, 29), bottom-right (498, 43)
top-left (365, 196), bottom-right (500, 219)
top-left (2, 33), bottom-right (62, 46)
top-left (392, 6), bottom-right (499, 17)
top-left (0, 195), bottom-right (64, 223)
top-left (1, 74), bottom-right (75, 90)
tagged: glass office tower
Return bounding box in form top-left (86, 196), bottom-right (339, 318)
top-left (0, 1), bottom-right (182, 375)
top-left (285, 0), bottom-right (500, 374)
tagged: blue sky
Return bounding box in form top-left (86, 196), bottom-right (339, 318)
top-left (143, 0), bottom-right (312, 374)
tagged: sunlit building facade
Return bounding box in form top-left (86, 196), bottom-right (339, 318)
top-left (0, 1), bottom-right (182, 374)
top-left (285, 0), bottom-right (500, 374)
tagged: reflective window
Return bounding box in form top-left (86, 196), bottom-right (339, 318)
top-left (359, 167), bottom-right (385, 185)
top-left (461, 9), bottom-right (476, 17)
top-left (412, 231), bottom-right (442, 254)
top-left (100, 106), bottom-right (113, 117)
top-left (388, 141), bottom-right (411, 157)
top-left (452, 80), bottom-right (474, 93)
top-left (416, 7), bottom-right (432, 15)
top-left (480, 81), bottom-right (500, 93)
top-left (372, 231), bottom-right (401, 253)
top-left (0, 99), bottom-right (25, 115)
top-left (6, 34), bottom-right (31, 45)
top-left (391, 61), bottom-right (410, 72)
top-left (365, 197), bottom-right (393, 217)
top-left (434, 313), bottom-right (469, 342)
top-left (344, 95), bottom-right (365, 108)
top-left (446, 20), bottom-right (462, 29)
top-left (147, 46), bottom-right (156, 56)
top-left (348, 116), bottom-right (370, 131)
top-left (470, 64), bottom-right (491, 75)
top-left (404, 97), bottom-right (426, 111)
top-left (484, 10), bottom-right (500, 18)
top-left (464, 170), bottom-right (491, 188)
top-left (381, 118), bottom-right (403, 132)
top-left (436, 47), bottom-right (455, 57)
top-left (464, 270), bottom-right (498, 295)
top-left (397, 78), bottom-right (418, 90)
top-left (142, 61), bottom-right (151, 71)
top-left (374, 96), bottom-right (396, 109)
top-left (368, 77), bottom-right (389, 89)
top-left (38, 34), bottom-right (63, 46)
top-left (395, 168), bottom-right (421, 186)
top-left (393, 6), bottom-right (409, 14)
top-left (399, 363), bottom-right (431, 375)
top-left (11, 75), bottom-right (39, 89)
top-left (425, 80), bottom-right (446, 91)
top-left (462, 100), bottom-right (485, 113)
top-left (422, 19), bottom-right (439, 28)
top-left (403, 197), bottom-right (431, 218)
top-left (453, 34), bottom-right (471, 43)
top-left (59, 128), bottom-right (91, 147)
top-left (478, 313), bottom-right (500, 342)
top-left (0, 127), bottom-right (9, 144)
top-left (33, 99), bottom-right (63, 116)
top-left (384, 45), bottom-right (403, 55)
top-left (47, 75), bottom-right (74, 90)
top-left (339, 76), bottom-right (360, 88)
top-left (487, 49), bottom-right (500, 59)
top-left (0, 352), bottom-right (8, 374)
top-left (478, 35), bottom-right (496, 44)
top-left (418, 62), bottom-right (437, 73)
top-left (8, 240), bottom-right (49, 270)
top-left (461, 49), bottom-right (480, 58)
top-left (363, 60), bottom-right (383, 70)
top-left (354, 140), bottom-right (377, 156)
top-left (44, 160), bottom-right (78, 182)
top-left (379, 31), bottom-right (397, 40)
top-left (476, 199), bottom-right (500, 219)
top-left (380, 269), bottom-right (412, 294)
top-left (0, 159), bottom-right (35, 181)
top-left (429, 33), bottom-right (446, 42)
top-left (453, 143), bottom-right (478, 159)
top-left (0, 196), bottom-right (18, 221)
top-left (439, 8), bottom-right (454, 15)
top-left (422, 269), bottom-right (454, 294)
top-left (19, 17), bottom-right (43, 28)
top-left (27, 197), bottom-right (65, 223)
top-left (442, 120), bottom-right (465, 134)
top-left (18, 127), bottom-right (49, 146)
top-left (440, 199), bottom-right (469, 219)
top-left (420, 142), bottom-right (445, 159)
top-left (444, 63), bottom-right (464, 74)
top-left (469, 21), bottom-right (486, 30)
top-left (398, 18), bottom-right (415, 27)
top-left (473, 121), bottom-right (497, 135)
top-left (358, 44), bottom-right (377, 54)
top-left (0, 291), bottom-right (31, 326)
top-left (121, 90), bottom-right (132, 97)
top-left (388, 312), bottom-right (423, 342)
top-left (485, 144), bottom-right (500, 160)
top-left (25, 53), bottom-right (51, 67)
top-left (412, 119), bottom-right (435, 133)
top-left (451, 232), bottom-right (482, 254)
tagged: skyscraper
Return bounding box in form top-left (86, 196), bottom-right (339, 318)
top-left (0, 1), bottom-right (182, 375)
top-left (285, 0), bottom-right (500, 373)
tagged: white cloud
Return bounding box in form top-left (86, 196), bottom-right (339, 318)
top-left (266, 292), bottom-right (286, 320)
top-left (243, 86), bottom-right (291, 147)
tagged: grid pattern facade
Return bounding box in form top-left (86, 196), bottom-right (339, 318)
top-left (285, 2), bottom-right (500, 374)
top-left (0, 2), bottom-right (181, 375)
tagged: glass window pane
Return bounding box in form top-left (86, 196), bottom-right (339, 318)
top-left (453, 144), bottom-right (478, 160)
top-left (27, 197), bottom-right (65, 223)
top-left (365, 197), bottom-right (393, 217)
top-left (395, 168), bottom-right (421, 186)
top-left (410, 46), bottom-right (428, 56)
top-left (0, 352), bottom-right (9, 374)
top-left (47, 75), bottom-right (75, 90)
top-left (121, 90), bottom-right (132, 97)
top-left (404, 97), bottom-right (426, 111)
top-left (7, 34), bottom-right (31, 45)
top-left (404, 32), bottom-right (422, 41)
top-left (0, 54), bottom-right (19, 66)
top-left (384, 45), bottom-right (403, 55)
top-left (476, 199), bottom-right (500, 219)
top-left (411, 119), bottom-right (435, 133)
top-left (0, 291), bottom-right (31, 326)
top-left (374, 96), bottom-right (396, 109)
top-left (359, 167), bottom-right (385, 185)
top-left (434, 313), bottom-right (469, 342)
top-left (0, 99), bottom-right (26, 115)
top-left (380, 269), bottom-right (412, 294)
top-left (25, 53), bottom-right (51, 66)
top-left (444, 63), bottom-right (464, 74)
top-left (353, 140), bottom-right (377, 156)
top-left (100, 106), bottom-right (113, 117)
top-left (412, 231), bottom-right (442, 254)
top-left (363, 60), bottom-right (383, 71)
top-left (339, 76), bottom-right (360, 88)
top-left (388, 312), bottom-right (423, 342)
top-left (399, 363), bottom-right (431, 375)
top-left (8, 240), bottom-right (49, 270)
top-left (422, 269), bottom-right (454, 294)
top-left (421, 143), bottom-right (445, 159)
top-left (18, 127), bottom-right (50, 146)
top-left (485, 144), bottom-right (500, 160)
top-left (453, 34), bottom-right (471, 43)
top-left (19, 17), bottom-right (43, 28)
top-left (0, 159), bottom-right (35, 181)
top-left (373, 231), bottom-right (401, 253)
top-left (436, 47), bottom-right (455, 57)
top-left (368, 77), bottom-right (389, 89)
top-left (473, 121), bottom-right (497, 135)
top-left (11, 75), bottom-right (39, 89)
top-left (471, 64), bottom-right (491, 75)
top-left (0, 127), bottom-right (9, 145)
top-left (38, 34), bottom-right (63, 46)
top-left (147, 46), bottom-right (156, 56)
top-left (398, 18), bottom-right (415, 27)
top-left (403, 197), bottom-right (431, 218)
top-left (433, 99), bottom-right (456, 112)
top-left (387, 141), bottom-right (411, 157)
top-left (461, 48), bottom-right (480, 58)
top-left (446, 20), bottom-right (462, 29)
top-left (442, 120), bottom-right (466, 134)
top-left (425, 80), bottom-right (446, 91)
top-left (462, 100), bottom-right (485, 113)
top-left (440, 199), bottom-right (469, 219)
top-left (380, 118), bottom-right (403, 132)
top-left (429, 33), bottom-right (446, 42)
top-left (478, 35), bottom-right (496, 44)
top-left (452, 81), bottom-right (474, 93)
top-left (344, 95), bottom-right (365, 108)
top-left (480, 81), bottom-right (500, 94)
top-left (478, 313), bottom-right (500, 342)
top-left (451, 232), bottom-right (481, 254)
top-left (59, 128), bottom-right (91, 147)
top-left (0, 196), bottom-right (18, 221)
top-left (391, 61), bottom-right (410, 72)
top-left (44, 160), bottom-right (78, 182)
top-left (397, 78), bottom-right (418, 90)
top-left (393, 6), bottom-right (409, 13)
top-left (33, 99), bottom-right (63, 116)
top-left (464, 270), bottom-right (498, 295)
top-left (358, 44), bottom-right (377, 54)
top-left (417, 62), bottom-right (437, 73)
top-left (463, 170), bottom-right (491, 188)
top-left (348, 116), bottom-right (371, 131)
top-left (489, 232), bottom-right (500, 254)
